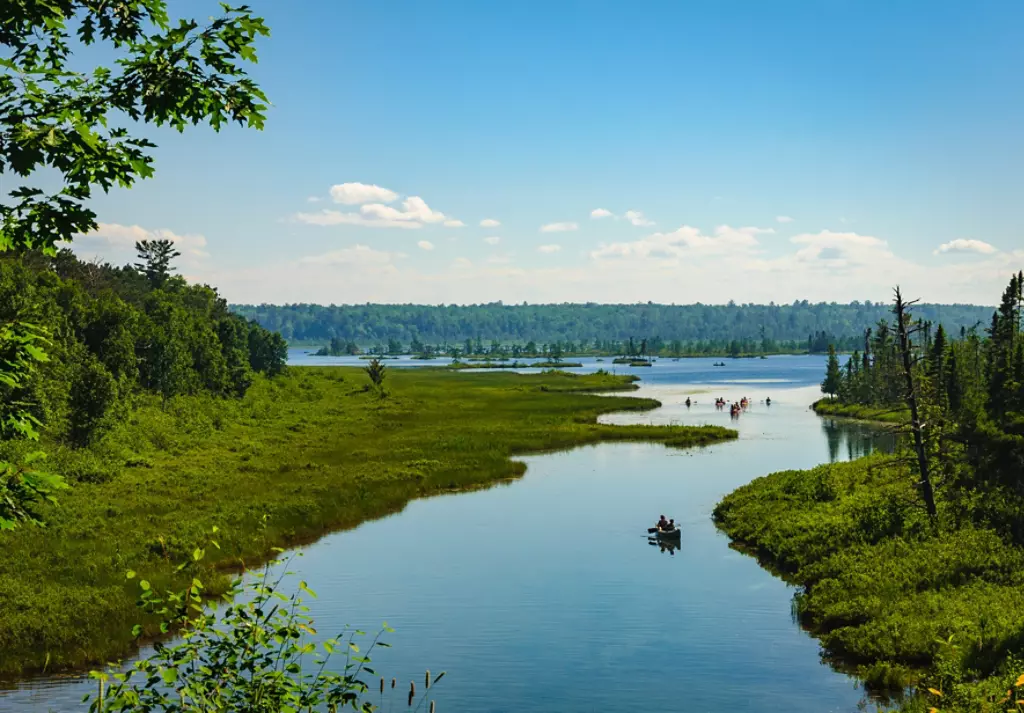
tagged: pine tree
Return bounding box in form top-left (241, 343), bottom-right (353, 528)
top-left (821, 344), bottom-right (842, 399)
top-left (929, 325), bottom-right (947, 380)
top-left (134, 239), bottom-right (181, 288)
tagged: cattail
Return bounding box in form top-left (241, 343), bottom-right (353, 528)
top-left (430, 702), bottom-right (436, 713)
top-left (425, 670), bottom-right (431, 689)
top-left (391, 677), bottom-right (396, 689)
top-left (407, 690), bottom-right (414, 707)
top-left (380, 677), bottom-right (385, 694)
top-left (410, 681), bottom-right (416, 697)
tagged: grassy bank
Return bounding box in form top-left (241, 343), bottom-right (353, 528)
top-left (812, 398), bottom-right (910, 424)
top-left (0, 367), bottom-right (734, 676)
top-left (713, 455), bottom-right (1024, 711)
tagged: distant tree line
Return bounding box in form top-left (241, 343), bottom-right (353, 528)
top-left (1, 246), bottom-right (287, 449)
top-left (234, 301), bottom-right (994, 352)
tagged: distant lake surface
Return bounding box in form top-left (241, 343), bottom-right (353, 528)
top-left (4, 355), bottom-right (894, 712)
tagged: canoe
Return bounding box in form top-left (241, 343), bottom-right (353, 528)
top-left (654, 528), bottom-right (681, 540)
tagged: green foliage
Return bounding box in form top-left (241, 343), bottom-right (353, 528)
top-left (0, 320), bottom-right (68, 528)
top-left (0, 1), bottom-right (269, 254)
top-left (364, 357), bottom-right (387, 394)
top-left (0, 251), bottom-right (286, 446)
top-left (713, 455), bottom-right (1024, 711)
top-left (0, 367), bottom-right (734, 675)
top-left (0, 451), bottom-right (68, 530)
top-left (822, 344), bottom-right (842, 398)
top-left (234, 301), bottom-right (994, 351)
top-left (0, 320), bottom-right (49, 439)
top-left (87, 541), bottom-right (442, 713)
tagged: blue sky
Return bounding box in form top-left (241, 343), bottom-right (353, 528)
top-left (73, 0), bottom-right (1024, 305)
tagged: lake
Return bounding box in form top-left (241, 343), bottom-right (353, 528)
top-left (2, 355), bottom-right (895, 712)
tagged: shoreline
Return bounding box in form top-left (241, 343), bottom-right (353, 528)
top-left (0, 367), bottom-right (735, 678)
top-left (811, 398), bottom-right (909, 425)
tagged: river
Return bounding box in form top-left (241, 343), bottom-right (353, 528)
top-left (2, 355), bottom-right (895, 712)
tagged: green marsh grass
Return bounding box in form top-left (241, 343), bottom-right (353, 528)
top-left (812, 398), bottom-right (910, 424)
top-left (713, 455), bottom-right (1024, 711)
top-left (0, 367), bottom-right (733, 676)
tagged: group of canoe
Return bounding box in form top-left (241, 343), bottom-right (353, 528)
top-left (714, 396), bottom-right (770, 416)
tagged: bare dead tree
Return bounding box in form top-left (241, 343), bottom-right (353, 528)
top-left (893, 286), bottom-right (937, 521)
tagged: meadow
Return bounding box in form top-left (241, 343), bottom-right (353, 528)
top-left (0, 367), bottom-right (734, 676)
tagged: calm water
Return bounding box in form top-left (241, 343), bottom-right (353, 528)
top-left (3, 355), bottom-right (895, 712)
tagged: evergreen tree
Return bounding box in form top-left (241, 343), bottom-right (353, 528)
top-left (134, 239), bottom-right (181, 288)
top-left (821, 344), bottom-right (842, 399)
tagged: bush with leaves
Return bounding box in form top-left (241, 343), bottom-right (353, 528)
top-left (364, 358), bottom-right (387, 395)
top-left (0, 321), bottom-right (67, 528)
top-left (86, 533), bottom-right (444, 713)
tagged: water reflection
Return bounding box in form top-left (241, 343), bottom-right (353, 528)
top-left (820, 418), bottom-right (900, 463)
top-left (648, 537), bottom-right (681, 556)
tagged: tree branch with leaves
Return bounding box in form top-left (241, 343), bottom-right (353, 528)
top-left (1, 1), bottom-right (270, 254)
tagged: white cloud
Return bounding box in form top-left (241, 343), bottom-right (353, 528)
top-left (293, 209), bottom-right (422, 230)
top-left (540, 221), bottom-right (578, 233)
top-left (329, 183), bottom-right (399, 205)
top-left (299, 184), bottom-right (463, 229)
top-left (417, 240), bottom-right (435, 251)
top-left (591, 224), bottom-right (773, 260)
top-left (480, 218), bottom-right (501, 228)
top-left (206, 227), bottom-right (1015, 307)
top-left (934, 239), bottom-right (997, 255)
top-left (624, 210), bottom-right (655, 227)
top-left (75, 223), bottom-right (210, 266)
top-left (297, 244), bottom-right (396, 267)
top-left (483, 236), bottom-right (501, 245)
top-left (306, 196), bottom-right (322, 203)
top-left (295, 195), bottom-right (452, 230)
top-left (776, 215), bottom-right (794, 224)
top-left (361, 196), bottom-right (447, 224)
top-left (487, 253), bottom-right (513, 264)
top-left (743, 230), bottom-right (896, 276)
top-left (591, 208), bottom-right (613, 219)
top-left (538, 244), bottom-right (562, 253)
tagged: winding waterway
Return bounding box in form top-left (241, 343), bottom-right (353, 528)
top-left (2, 355), bottom-right (894, 712)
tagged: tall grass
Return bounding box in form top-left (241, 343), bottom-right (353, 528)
top-left (0, 367), bottom-right (734, 676)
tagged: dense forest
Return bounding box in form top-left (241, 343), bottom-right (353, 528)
top-left (0, 245), bottom-right (287, 518)
top-left (233, 302), bottom-right (995, 352)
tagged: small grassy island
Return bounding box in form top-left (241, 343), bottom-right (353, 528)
top-left (447, 360), bottom-right (584, 369)
top-left (612, 357), bottom-right (654, 366)
top-left (0, 367), bottom-right (734, 676)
